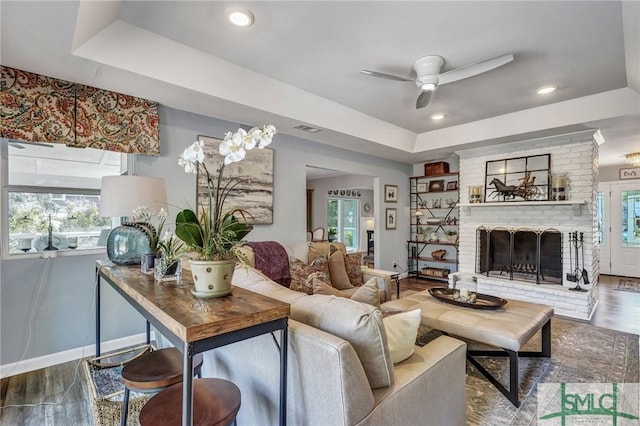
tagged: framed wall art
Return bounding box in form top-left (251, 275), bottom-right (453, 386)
top-left (384, 184), bottom-right (398, 202)
top-left (416, 183), bottom-right (427, 193)
top-left (446, 181), bottom-right (458, 191)
top-left (484, 154), bottom-right (550, 202)
top-left (197, 135), bottom-right (274, 224)
top-left (620, 167), bottom-right (640, 180)
top-left (428, 180), bottom-right (445, 192)
top-left (385, 208), bottom-right (397, 230)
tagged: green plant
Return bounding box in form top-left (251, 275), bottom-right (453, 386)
top-left (175, 125), bottom-right (276, 261)
top-left (133, 206), bottom-right (167, 254)
top-left (158, 233), bottom-right (188, 265)
top-left (445, 229), bottom-right (458, 236)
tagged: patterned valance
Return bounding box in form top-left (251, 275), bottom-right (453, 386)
top-left (1, 66), bottom-right (160, 156)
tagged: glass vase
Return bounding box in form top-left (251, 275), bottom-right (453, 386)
top-left (154, 257), bottom-right (182, 282)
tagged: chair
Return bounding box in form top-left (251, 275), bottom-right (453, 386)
top-left (311, 227), bottom-right (325, 241)
top-left (138, 378), bottom-right (241, 426)
top-left (120, 347), bottom-right (203, 426)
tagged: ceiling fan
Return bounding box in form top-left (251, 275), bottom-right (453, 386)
top-left (361, 53), bottom-right (514, 109)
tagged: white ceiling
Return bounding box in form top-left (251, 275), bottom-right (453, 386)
top-left (1, 1), bottom-right (639, 166)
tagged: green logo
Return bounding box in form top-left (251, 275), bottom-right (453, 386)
top-left (538, 383), bottom-right (639, 425)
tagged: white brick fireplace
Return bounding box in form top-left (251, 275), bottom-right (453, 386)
top-left (450, 131), bottom-right (599, 320)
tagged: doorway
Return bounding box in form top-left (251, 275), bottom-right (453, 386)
top-left (598, 181), bottom-right (640, 278)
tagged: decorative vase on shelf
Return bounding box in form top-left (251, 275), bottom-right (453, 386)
top-left (141, 252), bottom-right (159, 274)
top-left (189, 259), bottom-right (236, 298)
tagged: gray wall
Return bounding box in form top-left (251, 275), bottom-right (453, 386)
top-left (1, 106), bottom-right (411, 366)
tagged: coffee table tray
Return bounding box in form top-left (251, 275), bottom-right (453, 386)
top-left (428, 287), bottom-right (507, 310)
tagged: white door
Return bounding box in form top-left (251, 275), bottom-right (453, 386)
top-left (610, 182), bottom-right (640, 277)
top-left (597, 184), bottom-right (611, 275)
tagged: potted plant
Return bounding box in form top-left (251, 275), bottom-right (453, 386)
top-left (175, 125), bottom-right (277, 297)
top-left (155, 232), bottom-right (188, 281)
top-left (133, 206), bottom-right (167, 269)
top-left (327, 227), bottom-right (337, 242)
top-left (445, 229), bottom-right (458, 244)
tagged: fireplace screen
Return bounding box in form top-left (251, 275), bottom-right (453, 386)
top-left (477, 227), bottom-right (562, 284)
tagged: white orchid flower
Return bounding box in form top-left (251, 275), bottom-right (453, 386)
top-left (158, 208), bottom-right (168, 221)
top-left (161, 231), bottom-right (172, 242)
top-left (256, 124), bottom-right (277, 149)
top-left (220, 133), bottom-right (247, 165)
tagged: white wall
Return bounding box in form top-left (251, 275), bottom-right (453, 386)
top-left (1, 105), bottom-right (411, 371)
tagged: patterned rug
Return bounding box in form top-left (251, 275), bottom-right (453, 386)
top-left (416, 318), bottom-right (640, 426)
top-left (615, 278), bottom-right (640, 293)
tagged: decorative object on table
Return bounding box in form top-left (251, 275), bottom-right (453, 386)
top-left (99, 175), bottom-right (168, 265)
top-left (384, 184), bottom-right (398, 202)
top-left (566, 231), bottom-right (589, 292)
top-left (154, 233), bottom-right (187, 282)
top-left (18, 237), bottom-right (33, 252)
top-left (198, 134), bottom-right (274, 224)
top-left (469, 185), bottom-right (483, 203)
top-left (385, 208), bottom-right (397, 230)
top-left (551, 173), bottom-right (567, 201)
top-left (431, 198), bottom-right (442, 208)
top-left (176, 124), bottom-right (276, 298)
top-left (132, 205), bottom-right (167, 271)
top-left (67, 236), bottom-right (78, 249)
top-left (445, 198), bottom-right (457, 208)
top-left (484, 154), bottom-right (550, 202)
top-left (429, 287), bottom-right (507, 309)
top-left (424, 161), bottom-right (449, 176)
top-left (428, 180), bottom-right (445, 192)
top-left (446, 181), bottom-right (458, 191)
top-left (418, 200), bottom-right (428, 209)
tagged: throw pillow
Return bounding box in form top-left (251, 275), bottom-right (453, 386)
top-left (312, 277), bottom-right (379, 307)
top-left (383, 309), bottom-right (422, 364)
top-left (344, 252), bottom-right (364, 286)
top-left (291, 294), bottom-right (394, 389)
top-left (289, 257), bottom-right (331, 295)
top-left (328, 250), bottom-right (354, 290)
top-left (308, 241), bottom-right (347, 264)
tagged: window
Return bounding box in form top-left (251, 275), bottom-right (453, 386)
top-left (621, 190), bottom-right (640, 247)
top-left (597, 191), bottom-right (605, 245)
top-left (2, 139), bottom-right (125, 255)
top-left (327, 198), bottom-right (360, 250)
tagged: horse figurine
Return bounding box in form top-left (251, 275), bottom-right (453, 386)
top-left (488, 178), bottom-right (517, 200)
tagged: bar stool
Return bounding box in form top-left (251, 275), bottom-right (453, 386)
top-left (120, 347), bottom-right (203, 426)
top-left (139, 378), bottom-right (241, 426)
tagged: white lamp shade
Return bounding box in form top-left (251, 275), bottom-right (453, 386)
top-left (99, 176), bottom-right (168, 217)
top-left (365, 218), bottom-right (375, 230)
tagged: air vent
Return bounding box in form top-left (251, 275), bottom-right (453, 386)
top-left (293, 124), bottom-right (322, 133)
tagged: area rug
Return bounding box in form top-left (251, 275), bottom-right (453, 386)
top-left (616, 278), bottom-right (640, 293)
top-left (416, 318), bottom-right (640, 426)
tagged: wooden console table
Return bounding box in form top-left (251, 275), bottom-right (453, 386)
top-left (95, 262), bottom-right (290, 426)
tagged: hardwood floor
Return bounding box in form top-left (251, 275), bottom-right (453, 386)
top-left (1, 274), bottom-right (638, 425)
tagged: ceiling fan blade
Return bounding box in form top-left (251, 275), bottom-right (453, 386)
top-left (360, 69), bottom-right (415, 83)
top-left (438, 53), bottom-right (514, 85)
top-left (416, 91), bottom-right (433, 109)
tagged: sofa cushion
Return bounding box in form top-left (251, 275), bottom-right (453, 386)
top-left (232, 266), bottom-right (308, 304)
top-left (383, 309), bottom-right (422, 364)
top-left (308, 241), bottom-right (347, 264)
top-left (345, 252), bottom-right (364, 286)
top-left (289, 257), bottom-right (331, 295)
top-left (291, 294), bottom-right (394, 389)
top-left (312, 277), bottom-right (379, 307)
top-left (328, 250), bottom-right (354, 290)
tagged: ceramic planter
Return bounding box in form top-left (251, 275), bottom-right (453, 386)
top-left (189, 259), bottom-right (236, 298)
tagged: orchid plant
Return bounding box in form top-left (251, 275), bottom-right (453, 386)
top-left (132, 206), bottom-right (167, 254)
top-left (175, 125), bottom-right (277, 261)
top-left (158, 231), bottom-right (187, 266)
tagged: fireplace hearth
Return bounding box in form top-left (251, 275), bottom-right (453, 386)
top-left (476, 227), bottom-right (562, 284)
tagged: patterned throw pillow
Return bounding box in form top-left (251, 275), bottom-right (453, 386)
top-left (289, 256), bottom-right (331, 295)
top-left (344, 252), bottom-right (364, 287)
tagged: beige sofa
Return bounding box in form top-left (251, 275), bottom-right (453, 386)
top-left (240, 241), bottom-right (396, 302)
top-left (199, 265), bottom-right (467, 426)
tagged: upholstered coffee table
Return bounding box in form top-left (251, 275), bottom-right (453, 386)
top-left (382, 289), bottom-right (553, 407)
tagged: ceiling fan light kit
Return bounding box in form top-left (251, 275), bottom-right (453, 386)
top-left (361, 53), bottom-right (514, 109)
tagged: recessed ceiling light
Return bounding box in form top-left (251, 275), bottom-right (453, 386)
top-left (537, 85), bottom-right (557, 95)
top-left (431, 113), bottom-right (445, 120)
top-left (227, 8), bottom-right (254, 27)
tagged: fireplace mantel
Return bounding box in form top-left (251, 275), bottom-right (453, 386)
top-left (459, 200), bottom-right (588, 216)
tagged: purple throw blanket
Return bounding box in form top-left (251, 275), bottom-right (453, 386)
top-left (244, 241), bottom-right (291, 288)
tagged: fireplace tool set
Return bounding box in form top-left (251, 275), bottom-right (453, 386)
top-left (566, 231), bottom-right (589, 292)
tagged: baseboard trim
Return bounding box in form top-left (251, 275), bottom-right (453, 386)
top-left (0, 332), bottom-right (155, 379)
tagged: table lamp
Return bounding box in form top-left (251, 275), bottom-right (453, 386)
top-left (99, 176), bottom-right (168, 265)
